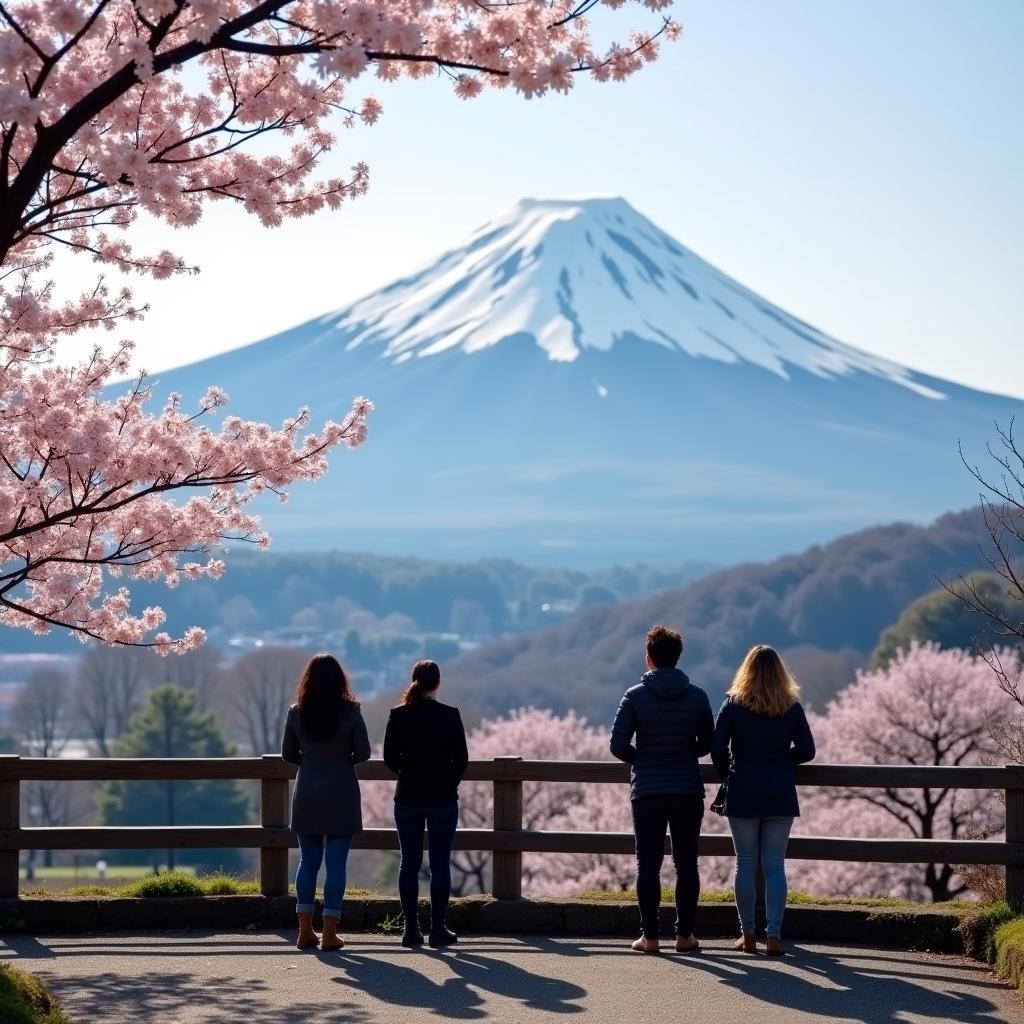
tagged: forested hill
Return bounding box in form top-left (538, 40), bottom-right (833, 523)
top-left (0, 549), bottom-right (712, 654)
top-left (442, 508), bottom-right (994, 724)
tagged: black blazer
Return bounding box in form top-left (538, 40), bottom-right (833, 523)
top-left (383, 699), bottom-right (468, 808)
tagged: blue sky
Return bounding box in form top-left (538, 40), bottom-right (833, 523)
top-left (81, 0), bottom-right (1023, 397)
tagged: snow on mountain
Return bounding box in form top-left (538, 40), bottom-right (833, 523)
top-left (327, 197), bottom-right (942, 399)
top-left (153, 196), bottom-right (1022, 564)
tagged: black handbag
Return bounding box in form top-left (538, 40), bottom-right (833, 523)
top-left (710, 776), bottom-right (729, 815)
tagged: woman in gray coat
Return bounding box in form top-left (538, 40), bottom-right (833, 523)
top-left (281, 653), bottom-right (371, 950)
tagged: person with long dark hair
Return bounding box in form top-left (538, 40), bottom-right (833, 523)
top-left (710, 645), bottom-right (816, 955)
top-left (383, 660), bottom-right (468, 948)
top-left (281, 653), bottom-right (370, 951)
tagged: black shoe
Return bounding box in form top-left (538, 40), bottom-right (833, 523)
top-left (401, 929), bottom-right (425, 948)
top-left (428, 927), bottom-right (458, 947)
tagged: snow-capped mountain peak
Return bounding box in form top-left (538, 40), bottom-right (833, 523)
top-left (326, 196), bottom-right (942, 399)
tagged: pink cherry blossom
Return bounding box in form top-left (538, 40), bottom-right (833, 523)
top-left (792, 643), bottom-right (1018, 901)
top-left (0, 1), bottom-right (674, 648)
top-left (362, 707), bottom-right (636, 895)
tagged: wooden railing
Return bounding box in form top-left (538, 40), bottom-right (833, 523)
top-left (0, 754), bottom-right (1022, 903)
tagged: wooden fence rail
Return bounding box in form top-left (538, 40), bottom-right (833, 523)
top-left (0, 755), bottom-right (1021, 903)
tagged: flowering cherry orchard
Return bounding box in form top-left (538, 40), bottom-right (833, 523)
top-left (362, 707), bottom-right (636, 895)
top-left (0, 1), bottom-right (677, 650)
top-left (792, 642), bottom-right (1019, 902)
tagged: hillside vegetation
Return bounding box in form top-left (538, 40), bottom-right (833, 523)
top-left (0, 551), bottom-right (712, 654)
top-left (870, 573), bottom-right (1020, 667)
top-left (443, 508), bottom-right (994, 722)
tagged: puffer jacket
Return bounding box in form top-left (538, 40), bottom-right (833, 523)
top-left (610, 667), bottom-right (714, 800)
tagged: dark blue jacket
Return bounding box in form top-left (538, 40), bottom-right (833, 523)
top-left (610, 667), bottom-right (714, 801)
top-left (710, 698), bottom-right (815, 818)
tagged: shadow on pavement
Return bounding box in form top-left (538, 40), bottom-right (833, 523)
top-left (0, 934), bottom-right (55, 958)
top-left (27, 969), bottom-right (375, 1024)
top-left (329, 947), bottom-right (587, 1018)
top-left (658, 945), bottom-right (1007, 1024)
top-left (0, 933), bottom-right (1012, 1024)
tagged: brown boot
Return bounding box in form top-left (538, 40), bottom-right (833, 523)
top-left (734, 934), bottom-right (757, 953)
top-left (320, 916), bottom-right (345, 951)
top-left (296, 912), bottom-right (319, 950)
top-left (765, 936), bottom-right (784, 956)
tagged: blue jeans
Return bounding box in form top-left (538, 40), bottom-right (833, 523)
top-left (295, 834), bottom-right (352, 918)
top-left (394, 801), bottom-right (459, 932)
top-left (728, 816), bottom-right (794, 938)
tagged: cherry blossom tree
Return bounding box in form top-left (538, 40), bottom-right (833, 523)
top-left (362, 706), bottom-right (636, 896)
top-left (459, 707), bottom-right (633, 895)
top-left (792, 643), bottom-right (1019, 902)
top-left (0, 1), bottom-right (675, 650)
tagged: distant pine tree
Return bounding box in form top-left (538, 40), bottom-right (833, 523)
top-left (98, 686), bottom-right (250, 872)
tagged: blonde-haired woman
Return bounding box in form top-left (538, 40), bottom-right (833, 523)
top-left (710, 645), bottom-right (815, 955)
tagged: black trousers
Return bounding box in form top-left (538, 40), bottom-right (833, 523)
top-left (631, 794), bottom-right (704, 939)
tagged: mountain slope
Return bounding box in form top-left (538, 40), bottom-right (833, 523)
top-left (331, 197), bottom-right (939, 397)
top-left (441, 508), bottom-right (995, 723)
top-left (151, 197), bottom-right (1023, 564)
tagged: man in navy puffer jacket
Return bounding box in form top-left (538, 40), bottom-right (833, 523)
top-left (610, 624), bottom-right (714, 954)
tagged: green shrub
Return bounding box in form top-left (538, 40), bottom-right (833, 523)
top-left (994, 918), bottom-right (1024, 992)
top-left (126, 871), bottom-right (204, 899)
top-left (959, 900), bottom-right (1016, 960)
top-left (196, 874), bottom-right (260, 896)
top-left (958, 900), bottom-right (1024, 992)
top-left (0, 965), bottom-right (70, 1024)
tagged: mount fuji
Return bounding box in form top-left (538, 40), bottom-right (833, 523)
top-left (155, 197), bottom-right (1022, 564)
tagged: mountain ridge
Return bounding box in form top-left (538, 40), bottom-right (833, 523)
top-left (439, 506), bottom-right (995, 723)
top-left (320, 196), bottom-right (942, 399)
top-left (146, 196), bottom-right (1024, 563)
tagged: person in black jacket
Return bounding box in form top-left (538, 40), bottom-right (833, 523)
top-left (610, 625), bottom-right (714, 955)
top-left (710, 645), bottom-right (815, 955)
top-left (383, 660), bottom-right (469, 948)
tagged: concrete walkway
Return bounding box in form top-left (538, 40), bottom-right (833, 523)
top-left (1, 931), bottom-right (1019, 1024)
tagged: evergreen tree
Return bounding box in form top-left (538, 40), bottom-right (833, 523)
top-left (98, 686), bottom-right (249, 872)
top-left (870, 575), bottom-right (1018, 668)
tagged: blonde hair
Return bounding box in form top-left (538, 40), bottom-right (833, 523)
top-left (727, 645), bottom-right (800, 718)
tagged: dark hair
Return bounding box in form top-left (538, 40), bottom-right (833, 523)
top-left (294, 653), bottom-right (358, 741)
top-left (399, 659), bottom-right (441, 706)
top-left (646, 624), bottom-right (684, 668)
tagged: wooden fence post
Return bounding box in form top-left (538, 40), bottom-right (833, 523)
top-left (0, 756), bottom-right (20, 899)
top-left (260, 756), bottom-right (290, 898)
top-left (1007, 766), bottom-right (1024, 906)
top-left (492, 756), bottom-right (523, 900)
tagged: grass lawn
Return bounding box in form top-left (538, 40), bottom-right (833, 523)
top-left (577, 888), bottom-right (971, 911)
top-left (19, 870), bottom-right (380, 900)
top-left (21, 865), bottom-right (190, 880)
top-left (19, 864), bottom-right (195, 894)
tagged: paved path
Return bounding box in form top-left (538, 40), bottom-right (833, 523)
top-left (1, 932), bottom-right (1019, 1024)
